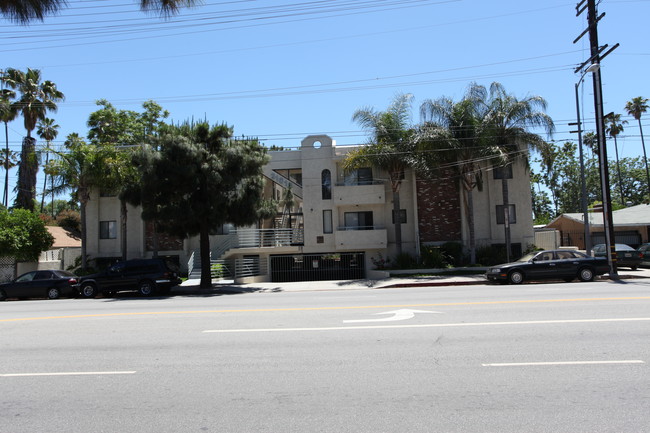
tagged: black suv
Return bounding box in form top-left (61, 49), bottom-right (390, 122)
top-left (77, 258), bottom-right (182, 298)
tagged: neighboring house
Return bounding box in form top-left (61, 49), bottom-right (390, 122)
top-left (13, 226), bottom-right (82, 276)
top-left (83, 135), bottom-right (535, 282)
top-left (547, 204), bottom-right (650, 249)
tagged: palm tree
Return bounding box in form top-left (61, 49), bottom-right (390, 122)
top-left (0, 72), bottom-right (18, 207)
top-left (37, 118), bottom-right (59, 214)
top-left (604, 113), bottom-right (628, 205)
top-left (477, 82), bottom-right (554, 260)
top-left (1, 0), bottom-right (197, 23)
top-left (345, 94), bottom-right (420, 256)
top-left (4, 68), bottom-right (64, 211)
top-left (419, 90), bottom-right (501, 264)
top-left (48, 133), bottom-right (115, 270)
top-left (625, 97), bottom-right (649, 200)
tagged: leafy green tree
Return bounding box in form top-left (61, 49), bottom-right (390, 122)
top-left (625, 96), bottom-right (649, 199)
top-left (529, 172), bottom-right (553, 225)
top-left (87, 99), bottom-right (145, 146)
top-left (419, 89), bottom-right (501, 264)
top-left (47, 133), bottom-right (117, 270)
top-left (346, 94), bottom-right (420, 256)
top-left (0, 207), bottom-right (53, 261)
top-left (37, 117), bottom-right (59, 214)
top-left (127, 121), bottom-right (271, 288)
top-left (1, 0), bottom-right (197, 23)
top-left (604, 113), bottom-right (628, 205)
top-left (1, 73), bottom-right (18, 208)
top-left (4, 68), bottom-right (64, 211)
top-left (477, 82), bottom-right (554, 259)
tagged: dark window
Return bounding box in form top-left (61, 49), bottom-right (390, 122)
top-left (100, 221), bottom-right (117, 239)
top-left (392, 209), bottom-right (407, 224)
top-left (344, 211), bottom-right (373, 230)
top-left (493, 165), bottom-right (513, 179)
top-left (344, 167), bottom-right (373, 185)
top-left (321, 170), bottom-right (331, 199)
top-left (496, 205), bottom-right (517, 225)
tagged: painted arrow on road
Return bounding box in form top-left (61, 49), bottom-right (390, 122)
top-left (343, 309), bottom-right (443, 323)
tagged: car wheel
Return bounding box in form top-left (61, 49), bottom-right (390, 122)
top-left (631, 266), bottom-right (638, 271)
top-left (47, 287), bottom-right (60, 299)
top-left (508, 270), bottom-right (524, 285)
top-left (138, 280), bottom-right (155, 296)
top-left (80, 283), bottom-right (97, 298)
top-left (0, 289), bottom-right (6, 301)
top-left (578, 267), bottom-right (594, 282)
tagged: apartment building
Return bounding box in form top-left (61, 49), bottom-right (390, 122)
top-left (84, 134), bottom-right (534, 282)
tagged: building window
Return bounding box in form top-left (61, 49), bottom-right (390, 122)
top-left (496, 205), bottom-right (517, 225)
top-left (493, 164), bottom-right (513, 179)
top-left (100, 221), bottom-right (117, 239)
top-left (392, 209), bottom-right (407, 224)
top-left (344, 211), bottom-right (373, 230)
top-left (323, 210), bottom-right (333, 234)
top-left (344, 167), bottom-right (373, 185)
top-left (321, 169), bottom-right (331, 199)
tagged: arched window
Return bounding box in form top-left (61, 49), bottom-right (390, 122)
top-left (321, 169), bottom-right (331, 200)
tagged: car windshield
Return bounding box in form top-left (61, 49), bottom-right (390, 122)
top-left (516, 253), bottom-right (538, 262)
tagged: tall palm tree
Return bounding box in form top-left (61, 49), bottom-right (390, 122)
top-left (48, 133), bottom-right (116, 270)
top-left (345, 94), bottom-right (420, 256)
top-left (419, 90), bottom-right (501, 264)
top-left (625, 97), bottom-right (649, 200)
top-left (0, 72), bottom-right (18, 207)
top-left (477, 82), bottom-right (554, 260)
top-left (604, 113), bottom-right (628, 205)
top-left (4, 68), bottom-right (64, 211)
top-left (37, 118), bottom-right (59, 214)
top-left (1, 0), bottom-right (197, 23)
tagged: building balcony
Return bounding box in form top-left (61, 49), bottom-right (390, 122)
top-left (334, 226), bottom-right (387, 250)
top-left (332, 181), bottom-right (386, 205)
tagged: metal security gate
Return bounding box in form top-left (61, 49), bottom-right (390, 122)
top-left (270, 252), bottom-right (365, 282)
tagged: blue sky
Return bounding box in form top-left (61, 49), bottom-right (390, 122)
top-left (2, 0), bottom-right (649, 206)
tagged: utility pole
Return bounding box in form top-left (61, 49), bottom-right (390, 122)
top-left (574, 0), bottom-right (619, 278)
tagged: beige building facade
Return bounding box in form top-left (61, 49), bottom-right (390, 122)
top-left (83, 135), bottom-right (534, 282)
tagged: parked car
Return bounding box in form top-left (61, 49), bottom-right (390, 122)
top-left (592, 243), bottom-right (643, 270)
top-left (0, 270), bottom-right (79, 301)
top-left (637, 243), bottom-right (650, 263)
top-left (76, 258), bottom-right (182, 298)
top-left (486, 249), bottom-right (609, 285)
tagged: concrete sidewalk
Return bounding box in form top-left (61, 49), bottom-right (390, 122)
top-left (174, 267), bottom-right (650, 295)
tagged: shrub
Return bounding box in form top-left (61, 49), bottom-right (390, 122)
top-left (370, 253), bottom-right (390, 270)
top-left (476, 245), bottom-right (508, 266)
top-left (441, 242), bottom-right (466, 266)
top-left (56, 209), bottom-right (81, 235)
top-left (394, 252), bottom-right (417, 269)
top-left (420, 245), bottom-right (450, 268)
top-left (211, 262), bottom-right (224, 279)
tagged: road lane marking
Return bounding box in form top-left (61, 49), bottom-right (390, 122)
top-left (0, 371), bottom-right (136, 377)
top-left (3, 296), bottom-right (650, 322)
top-left (482, 360), bottom-right (645, 367)
top-left (203, 317), bottom-right (650, 333)
top-left (343, 308), bottom-right (443, 323)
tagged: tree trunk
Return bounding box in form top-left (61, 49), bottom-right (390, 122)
top-left (40, 149), bottom-right (49, 213)
top-left (466, 186), bottom-right (476, 265)
top-left (501, 176), bottom-right (511, 263)
top-left (80, 199), bottom-right (87, 271)
top-left (613, 136), bottom-right (624, 205)
top-left (15, 136), bottom-right (37, 211)
top-left (3, 121), bottom-right (10, 207)
top-left (392, 185), bottom-right (402, 256)
top-left (199, 222), bottom-right (211, 289)
top-left (120, 199), bottom-right (127, 261)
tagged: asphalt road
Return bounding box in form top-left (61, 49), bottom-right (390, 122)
top-left (1, 280), bottom-right (650, 433)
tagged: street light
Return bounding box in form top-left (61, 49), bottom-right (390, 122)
top-left (572, 63), bottom-right (600, 256)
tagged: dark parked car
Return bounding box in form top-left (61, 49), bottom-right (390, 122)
top-left (0, 270), bottom-right (78, 301)
top-left (486, 249), bottom-right (609, 285)
top-left (76, 258), bottom-right (181, 298)
top-left (636, 243), bottom-right (650, 263)
top-left (592, 243), bottom-right (643, 270)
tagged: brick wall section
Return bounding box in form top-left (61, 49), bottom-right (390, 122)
top-left (416, 173), bottom-right (462, 242)
top-left (145, 221), bottom-right (184, 251)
